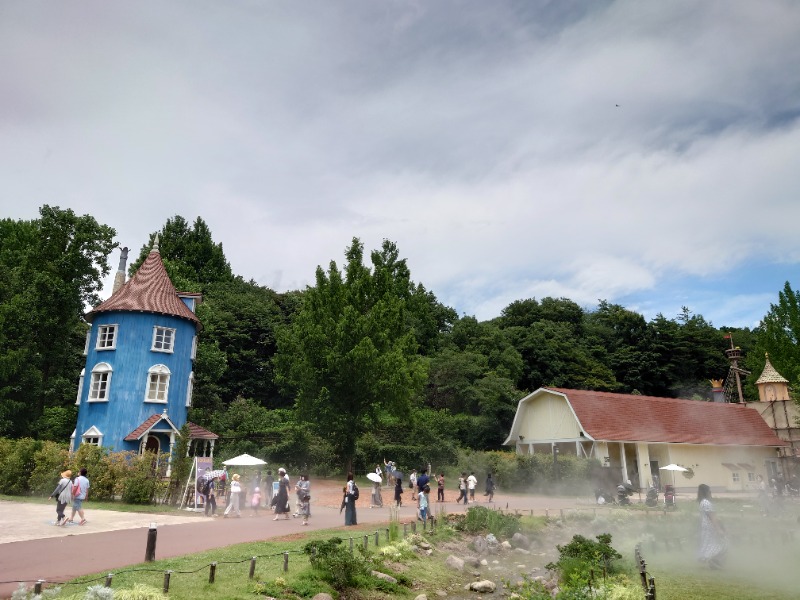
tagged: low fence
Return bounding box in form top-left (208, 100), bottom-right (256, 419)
top-left (4, 517), bottom-right (437, 596)
top-left (634, 544), bottom-right (656, 600)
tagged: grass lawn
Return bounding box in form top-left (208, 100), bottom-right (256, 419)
top-left (0, 494), bottom-right (197, 516)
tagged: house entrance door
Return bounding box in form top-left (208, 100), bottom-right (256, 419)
top-left (650, 461), bottom-right (661, 490)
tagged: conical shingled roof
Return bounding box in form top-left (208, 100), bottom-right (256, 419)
top-left (86, 249), bottom-right (200, 330)
top-left (755, 355), bottom-right (789, 385)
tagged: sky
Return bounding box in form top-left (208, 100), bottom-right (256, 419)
top-left (2, 1), bottom-right (799, 328)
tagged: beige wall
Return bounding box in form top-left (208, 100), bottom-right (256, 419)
top-left (516, 391), bottom-right (581, 441)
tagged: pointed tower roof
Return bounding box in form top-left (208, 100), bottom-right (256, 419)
top-left (755, 354), bottom-right (789, 385)
top-left (86, 243), bottom-right (200, 330)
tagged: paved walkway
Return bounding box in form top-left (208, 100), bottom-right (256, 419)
top-left (0, 486), bottom-right (583, 599)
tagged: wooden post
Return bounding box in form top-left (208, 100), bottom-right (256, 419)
top-left (403, 523), bottom-right (408, 538)
top-left (105, 573), bottom-right (113, 587)
top-left (363, 535), bottom-right (368, 551)
top-left (163, 571), bottom-right (172, 594)
top-left (209, 562), bottom-right (217, 584)
top-left (350, 537), bottom-right (354, 553)
top-left (34, 581), bottom-right (43, 595)
top-left (283, 551), bottom-right (289, 572)
top-left (412, 521), bottom-right (417, 534)
top-left (386, 528), bottom-right (390, 543)
top-left (375, 531), bottom-right (380, 547)
top-left (249, 557), bottom-right (257, 579)
top-left (647, 575), bottom-right (656, 600)
top-left (145, 524), bottom-right (158, 562)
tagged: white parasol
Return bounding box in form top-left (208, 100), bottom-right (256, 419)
top-left (367, 472), bottom-right (382, 483)
top-left (222, 453), bottom-right (267, 466)
top-left (659, 464), bottom-right (688, 487)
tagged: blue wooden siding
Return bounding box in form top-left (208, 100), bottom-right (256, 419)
top-left (75, 311), bottom-right (196, 452)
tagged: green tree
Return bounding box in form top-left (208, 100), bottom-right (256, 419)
top-left (275, 238), bottom-right (427, 470)
top-left (749, 282), bottom-right (800, 388)
top-left (0, 206), bottom-right (116, 438)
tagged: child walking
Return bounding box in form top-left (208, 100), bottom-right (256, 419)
top-left (250, 487), bottom-right (262, 516)
top-left (418, 484), bottom-right (430, 525)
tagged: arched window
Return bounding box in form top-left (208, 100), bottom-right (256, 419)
top-left (81, 425), bottom-right (103, 447)
top-left (88, 363), bottom-right (112, 402)
top-left (145, 364), bottom-right (171, 403)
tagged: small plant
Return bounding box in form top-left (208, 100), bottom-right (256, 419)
top-left (82, 585), bottom-right (114, 600)
top-left (458, 505), bottom-right (521, 538)
top-left (388, 506), bottom-right (401, 541)
top-left (11, 583), bottom-right (62, 600)
top-left (302, 537), bottom-right (370, 592)
top-left (111, 583), bottom-right (169, 600)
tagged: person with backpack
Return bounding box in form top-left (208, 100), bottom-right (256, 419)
top-left (344, 472), bottom-right (358, 526)
top-left (66, 468), bottom-right (90, 526)
top-left (51, 469), bottom-right (73, 526)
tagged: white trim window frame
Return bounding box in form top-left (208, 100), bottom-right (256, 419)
top-left (732, 472), bottom-right (740, 483)
top-left (191, 335), bottom-right (198, 360)
top-left (88, 363), bottom-right (112, 402)
top-left (95, 324), bottom-right (118, 350)
top-left (145, 364), bottom-right (171, 403)
top-left (76, 368), bottom-right (85, 405)
top-left (81, 426), bottom-right (103, 447)
top-left (83, 328), bottom-right (91, 355)
top-left (152, 326), bottom-right (176, 353)
top-left (186, 371), bottom-right (194, 407)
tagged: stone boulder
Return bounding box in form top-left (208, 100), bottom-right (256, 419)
top-left (371, 571), bottom-right (397, 584)
top-left (473, 535), bottom-right (488, 555)
top-left (511, 532), bottom-right (531, 549)
top-left (445, 555), bottom-right (465, 571)
top-left (312, 594), bottom-right (334, 600)
top-left (469, 580), bottom-right (497, 593)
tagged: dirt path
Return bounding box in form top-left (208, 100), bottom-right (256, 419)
top-left (0, 480), bottom-right (582, 598)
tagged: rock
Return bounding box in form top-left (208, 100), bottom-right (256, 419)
top-left (445, 555), bottom-right (465, 571)
top-left (419, 542), bottom-right (432, 550)
top-left (501, 541), bottom-right (513, 550)
top-left (414, 595), bottom-right (428, 600)
top-left (511, 532), bottom-right (531, 549)
top-left (312, 594), bottom-right (334, 600)
top-left (550, 586), bottom-right (560, 598)
top-left (464, 556), bottom-right (481, 568)
top-left (436, 591), bottom-right (448, 597)
top-left (514, 548), bottom-right (531, 555)
top-left (469, 580), bottom-right (497, 593)
top-left (473, 535), bottom-right (488, 554)
top-left (480, 559), bottom-right (488, 566)
top-left (426, 549), bottom-right (433, 556)
top-left (371, 571), bottom-right (397, 584)
top-left (516, 564), bottom-right (526, 570)
top-left (485, 533), bottom-right (498, 546)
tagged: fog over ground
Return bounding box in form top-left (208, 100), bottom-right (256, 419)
top-left (2, 1), bottom-right (800, 326)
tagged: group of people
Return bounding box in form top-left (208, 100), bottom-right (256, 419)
top-left (197, 467), bottom-right (311, 525)
top-left (50, 468), bottom-right (90, 526)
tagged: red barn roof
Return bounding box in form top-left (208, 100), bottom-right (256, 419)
top-left (549, 388), bottom-right (786, 446)
top-left (86, 249), bottom-right (200, 330)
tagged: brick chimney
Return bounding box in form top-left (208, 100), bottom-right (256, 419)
top-left (112, 247), bottom-right (129, 294)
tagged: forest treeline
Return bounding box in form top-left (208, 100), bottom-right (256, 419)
top-left (2, 207), bottom-right (799, 470)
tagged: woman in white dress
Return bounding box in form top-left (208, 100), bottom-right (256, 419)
top-left (696, 484), bottom-right (726, 568)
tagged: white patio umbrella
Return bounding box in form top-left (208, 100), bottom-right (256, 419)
top-left (659, 464), bottom-right (688, 487)
top-left (222, 453), bottom-right (267, 466)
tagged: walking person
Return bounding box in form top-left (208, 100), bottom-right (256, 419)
top-left (344, 472), bottom-right (358, 526)
top-left (394, 476), bottom-right (404, 507)
top-left (223, 474), bottom-right (242, 518)
top-left (67, 468), bottom-right (90, 525)
top-left (409, 470), bottom-right (417, 501)
top-left (273, 468), bottom-right (291, 520)
top-left (250, 487), bottom-right (262, 516)
top-left (697, 484), bottom-right (727, 569)
top-left (299, 481), bottom-right (311, 526)
top-left (265, 470), bottom-right (274, 506)
top-left (485, 473), bottom-right (496, 502)
top-left (418, 484), bottom-right (430, 525)
top-left (371, 479), bottom-right (384, 507)
top-left (204, 476), bottom-right (219, 517)
top-left (437, 473), bottom-right (445, 502)
top-left (467, 471), bottom-right (477, 502)
top-left (51, 469), bottom-right (73, 526)
top-left (295, 474), bottom-right (310, 518)
top-left (457, 472), bottom-right (468, 504)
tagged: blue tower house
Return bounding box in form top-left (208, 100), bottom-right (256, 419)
top-left (72, 238), bottom-right (216, 469)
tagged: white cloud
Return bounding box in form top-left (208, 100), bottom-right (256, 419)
top-left (2, 1), bottom-right (800, 327)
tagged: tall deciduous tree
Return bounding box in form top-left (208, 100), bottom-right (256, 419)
top-left (0, 206), bottom-right (116, 437)
top-left (750, 281), bottom-right (800, 386)
top-left (275, 238), bottom-right (428, 469)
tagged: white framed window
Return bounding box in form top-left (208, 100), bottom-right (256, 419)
top-left (81, 426), bottom-right (103, 447)
top-left (186, 371), bottom-right (195, 407)
top-left (88, 363), bottom-right (112, 402)
top-left (83, 329), bottom-right (91, 355)
top-left (732, 472), bottom-right (740, 483)
top-left (145, 364), bottom-right (171, 403)
top-left (152, 326), bottom-right (176, 352)
top-left (191, 335), bottom-right (198, 360)
top-left (96, 324), bottom-right (118, 350)
top-left (747, 472), bottom-right (756, 482)
top-left (76, 368), bottom-right (85, 405)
